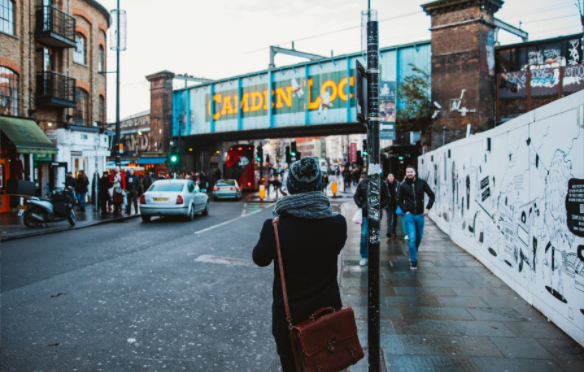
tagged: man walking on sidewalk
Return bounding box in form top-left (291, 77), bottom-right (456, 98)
top-left (125, 168), bottom-right (140, 214)
top-left (396, 165), bottom-right (435, 270)
top-left (354, 173), bottom-right (390, 266)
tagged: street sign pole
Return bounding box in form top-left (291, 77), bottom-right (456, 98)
top-left (115, 0), bottom-right (121, 166)
top-left (365, 6), bottom-right (381, 372)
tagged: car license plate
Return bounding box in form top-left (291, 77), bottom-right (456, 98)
top-left (18, 205), bottom-right (27, 216)
top-left (154, 198), bottom-right (169, 202)
top-left (220, 187), bottom-right (229, 190)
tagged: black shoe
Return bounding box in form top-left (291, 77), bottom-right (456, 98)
top-left (386, 232), bottom-right (392, 238)
top-left (410, 262), bottom-right (418, 270)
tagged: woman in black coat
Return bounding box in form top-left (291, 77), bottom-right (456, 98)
top-left (253, 157), bottom-right (347, 372)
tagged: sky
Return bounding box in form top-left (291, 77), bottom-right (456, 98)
top-left (97, 0), bottom-right (584, 122)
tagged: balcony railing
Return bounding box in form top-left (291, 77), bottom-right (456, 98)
top-left (36, 71), bottom-right (76, 108)
top-left (35, 5), bottom-right (76, 48)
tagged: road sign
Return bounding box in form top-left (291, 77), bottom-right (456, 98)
top-left (380, 122), bottom-right (396, 140)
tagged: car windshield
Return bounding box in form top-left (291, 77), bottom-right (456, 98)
top-left (217, 180), bottom-right (236, 186)
top-left (149, 183), bottom-right (184, 192)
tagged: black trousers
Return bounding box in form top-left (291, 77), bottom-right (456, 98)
top-left (275, 337), bottom-right (297, 372)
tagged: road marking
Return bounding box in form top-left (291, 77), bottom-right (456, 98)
top-left (194, 208), bottom-right (264, 235)
top-left (193, 254), bottom-right (253, 267)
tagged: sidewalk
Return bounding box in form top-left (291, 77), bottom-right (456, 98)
top-left (340, 203), bottom-right (583, 372)
top-left (0, 204), bottom-right (140, 242)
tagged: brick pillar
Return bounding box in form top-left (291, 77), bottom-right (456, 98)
top-left (422, 0), bottom-right (503, 149)
top-left (146, 70), bottom-right (175, 154)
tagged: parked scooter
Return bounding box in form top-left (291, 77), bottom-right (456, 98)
top-left (21, 186), bottom-right (76, 228)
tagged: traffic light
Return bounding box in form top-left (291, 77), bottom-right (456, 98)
top-left (357, 151), bottom-right (363, 167)
top-left (362, 139), bottom-right (368, 156)
top-left (285, 146), bottom-right (291, 163)
top-left (291, 141), bottom-right (297, 157)
top-left (256, 145), bottom-right (263, 162)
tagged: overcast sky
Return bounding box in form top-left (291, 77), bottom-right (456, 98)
top-left (98, 0), bottom-right (583, 122)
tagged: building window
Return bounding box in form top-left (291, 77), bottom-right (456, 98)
top-left (0, 66), bottom-right (19, 116)
top-left (98, 95), bottom-right (105, 124)
top-left (0, 0), bottom-right (15, 36)
top-left (73, 33), bottom-right (86, 65)
top-left (98, 46), bottom-right (104, 72)
top-left (73, 88), bottom-right (89, 126)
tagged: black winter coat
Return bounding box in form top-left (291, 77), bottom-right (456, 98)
top-left (353, 179), bottom-right (390, 218)
top-left (75, 177), bottom-right (89, 193)
top-left (125, 174), bottom-right (141, 191)
top-left (396, 178), bottom-right (435, 215)
top-left (253, 215), bottom-right (347, 343)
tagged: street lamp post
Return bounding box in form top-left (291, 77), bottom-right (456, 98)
top-left (364, 3), bottom-right (381, 371)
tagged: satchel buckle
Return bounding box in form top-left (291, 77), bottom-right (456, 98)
top-left (327, 336), bottom-right (336, 354)
top-left (287, 318), bottom-right (293, 331)
top-left (349, 345), bottom-right (358, 361)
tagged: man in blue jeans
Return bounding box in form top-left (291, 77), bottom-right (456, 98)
top-left (354, 173), bottom-right (390, 266)
top-left (396, 165), bottom-right (435, 270)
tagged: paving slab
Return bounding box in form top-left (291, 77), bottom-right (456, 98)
top-left (437, 296), bottom-right (491, 308)
top-left (385, 356), bottom-right (481, 372)
top-left (472, 357), bottom-right (564, 372)
top-left (399, 307), bottom-right (475, 321)
top-left (399, 335), bottom-right (503, 357)
top-left (391, 320), bottom-right (516, 337)
top-left (489, 337), bottom-right (554, 359)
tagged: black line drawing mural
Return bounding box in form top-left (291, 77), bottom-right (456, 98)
top-left (420, 105), bottom-right (584, 340)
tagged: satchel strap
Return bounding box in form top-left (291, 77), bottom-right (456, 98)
top-left (272, 217), bottom-right (293, 330)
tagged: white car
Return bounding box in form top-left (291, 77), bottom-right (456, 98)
top-left (139, 179), bottom-right (209, 222)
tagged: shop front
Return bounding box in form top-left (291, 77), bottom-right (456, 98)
top-left (0, 116), bottom-right (58, 213)
top-left (136, 157), bottom-right (167, 177)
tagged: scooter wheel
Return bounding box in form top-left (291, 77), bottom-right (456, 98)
top-left (23, 206), bottom-right (43, 228)
top-left (68, 209), bottom-right (76, 226)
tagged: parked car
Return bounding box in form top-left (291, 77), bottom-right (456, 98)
top-left (140, 180), bottom-right (209, 222)
top-left (212, 179), bottom-right (242, 201)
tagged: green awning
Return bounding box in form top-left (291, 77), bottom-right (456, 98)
top-left (0, 116), bottom-right (58, 155)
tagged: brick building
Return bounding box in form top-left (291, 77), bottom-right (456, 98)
top-left (0, 0), bottom-right (110, 211)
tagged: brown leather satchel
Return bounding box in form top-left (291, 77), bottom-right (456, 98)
top-left (272, 217), bottom-right (364, 372)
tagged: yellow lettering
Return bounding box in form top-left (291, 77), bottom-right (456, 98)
top-left (233, 94), bottom-right (238, 114)
top-left (263, 90), bottom-right (269, 111)
top-left (240, 93), bottom-right (250, 113)
top-left (350, 76), bottom-right (354, 99)
top-left (250, 91), bottom-right (263, 112)
top-left (321, 80), bottom-right (338, 103)
top-left (338, 78), bottom-right (348, 101)
top-left (221, 95), bottom-right (234, 116)
top-left (275, 86), bottom-right (293, 108)
top-left (308, 79), bottom-right (320, 110)
top-left (208, 94), bottom-right (222, 120)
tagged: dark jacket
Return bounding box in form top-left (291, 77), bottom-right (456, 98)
top-left (125, 174), bottom-right (140, 191)
top-left (253, 215), bottom-right (347, 343)
top-left (353, 178), bottom-right (390, 218)
top-left (98, 176), bottom-right (111, 195)
top-left (386, 181), bottom-right (398, 209)
top-left (75, 177), bottom-right (89, 194)
top-left (143, 175), bottom-right (153, 191)
top-left (397, 178), bottom-right (435, 215)
top-left (65, 176), bottom-right (77, 190)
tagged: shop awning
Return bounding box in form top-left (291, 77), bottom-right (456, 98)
top-left (0, 117), bottom-right (58, 154)
top-left (137, 157), bottom-right (166, 165)
top-left (106, 160), bottom-right (132, 167)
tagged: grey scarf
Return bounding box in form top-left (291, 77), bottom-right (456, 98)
top-left (272, 191), bottom-right (337, 219)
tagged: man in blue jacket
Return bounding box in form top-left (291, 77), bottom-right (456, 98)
top-left (397, 165), bottom-right (435, 270)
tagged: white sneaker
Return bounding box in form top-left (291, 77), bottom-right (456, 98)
top-left (359, 258), bottom-right (368, 266)
top-left (404, 235), bottom-right (409, 240)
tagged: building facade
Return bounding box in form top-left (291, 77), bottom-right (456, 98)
top-left (1, 0), bottom-right (110, 211)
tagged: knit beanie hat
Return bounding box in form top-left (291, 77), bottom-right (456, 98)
top-left (286, 157), bottom-right (323, 194)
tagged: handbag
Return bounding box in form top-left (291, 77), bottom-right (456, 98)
top-left (272, 218), bottom-right (364, 372)
top-left (396, 206), bottom-right (405, 216)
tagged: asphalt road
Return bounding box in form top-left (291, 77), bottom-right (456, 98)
top-left (0, 199), bottom-right (284, 371)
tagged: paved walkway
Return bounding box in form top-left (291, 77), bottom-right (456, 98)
top-left (340, 203), bottom-right (584, 372)
top-left (0, 204), bottom-right (140, 242)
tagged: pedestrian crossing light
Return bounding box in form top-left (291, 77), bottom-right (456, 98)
top-left (290, 152), bottom-right (296, 157)
top-left (398, 156), bottom-right (404, 160)
top-left (170, 155), bottom-right (178, 163)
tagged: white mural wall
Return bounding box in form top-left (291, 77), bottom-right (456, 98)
top-left (419, 91), bottom-right (584, 346)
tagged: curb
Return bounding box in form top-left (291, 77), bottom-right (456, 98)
top-left (0, 213), bottom-right (141, 243)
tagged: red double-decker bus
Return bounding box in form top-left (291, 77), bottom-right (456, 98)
top-left (225, 145), bottom-right (259, 191)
